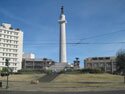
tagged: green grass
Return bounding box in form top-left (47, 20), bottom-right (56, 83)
top-left (0, 73), bottom-right (45, 81)
top-left (0, 73), bottom-right (125, 92)
top-left (53, 73), bottom-right (123, 83)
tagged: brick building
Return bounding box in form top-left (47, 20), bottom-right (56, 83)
top-left (84, 56), bottom-right (116, 73)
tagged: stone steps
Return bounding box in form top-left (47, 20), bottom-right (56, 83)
top-left (48, 63), bottom-right (68, 72)
top-left (39, 73), bottom-right (60, 82)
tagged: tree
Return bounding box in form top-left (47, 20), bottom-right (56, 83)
top-left (116, 49), bottom-right (125, 83)
top-left (116, 49), bottom-right (125, 74)
top-left (1, 67), bottom-right (9, 76)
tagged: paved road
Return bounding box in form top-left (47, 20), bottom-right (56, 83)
top-left (0, 90), bottom-right (125, 94)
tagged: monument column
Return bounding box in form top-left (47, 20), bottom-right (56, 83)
top-left (59, 6), bottom-right (67, 63)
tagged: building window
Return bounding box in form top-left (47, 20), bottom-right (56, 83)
top-left (105, 57), bottom-right (110, 60)
top-left (2, 62), bottom-right (4, 65)
top-left (98, 57), bottom-right (103, 60)
top-left (92, 58), bottom-right (97, 60)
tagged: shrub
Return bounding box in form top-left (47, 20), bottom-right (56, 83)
top-left (45, 70), bottom-right (52, 74)
top-left (1, 67), bottom-right (9, 72)
top-left (81, 68), bottom-right (103, 74)
top-left (17, 69), bottom-right (44, 74)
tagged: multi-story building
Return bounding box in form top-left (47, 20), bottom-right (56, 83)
top-left (22, 58), bottom-right (55, 70)
top-left (23, 53), bottom-right (35, 59)
top-left (84, 56), bottom-right (116, 73)
top-left (0, 23), bottom-right (23, 72)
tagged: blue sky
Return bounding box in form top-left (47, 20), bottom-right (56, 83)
top-left (0, 0), bottom-right (125, 67)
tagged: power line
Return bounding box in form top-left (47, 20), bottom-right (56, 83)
top-left (68, 42), bottom-right (125, 45)
top-left (24, 29), bottom-right (125, 43)
top-left (77, 29), bottom-right (125, 43)
top-left (23, 41), bottom-right (125, 47)
top-left (23, 29), bottom-right (125, 47)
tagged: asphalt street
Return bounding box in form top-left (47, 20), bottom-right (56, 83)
top-left (0, 90), bottom-right (125, 94)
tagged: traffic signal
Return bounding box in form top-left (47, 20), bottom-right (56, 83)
top-left (5, 59), bottom-right (9, 66)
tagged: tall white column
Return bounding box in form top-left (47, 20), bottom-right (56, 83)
top-left (59, 6), bottom-right (67, 63)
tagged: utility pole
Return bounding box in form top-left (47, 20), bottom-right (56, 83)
top-left (5, 58), bottom-right (9, 89)
top-left (122, 67), bottom-right (125, 84)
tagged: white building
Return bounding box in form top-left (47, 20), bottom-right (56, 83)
top-left (0, 23), bottom-right (23, 72)
top-left (23, 53), bottom-right (35, 59)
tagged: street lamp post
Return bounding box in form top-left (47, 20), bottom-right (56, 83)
top-left (43, 58), bottom-right (47, 70)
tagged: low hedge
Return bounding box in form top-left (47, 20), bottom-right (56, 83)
top-left (81, 68), bottom-right (104, 74)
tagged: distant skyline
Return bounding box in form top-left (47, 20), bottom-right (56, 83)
top-left (0, 0), bottom-right (125, 67)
